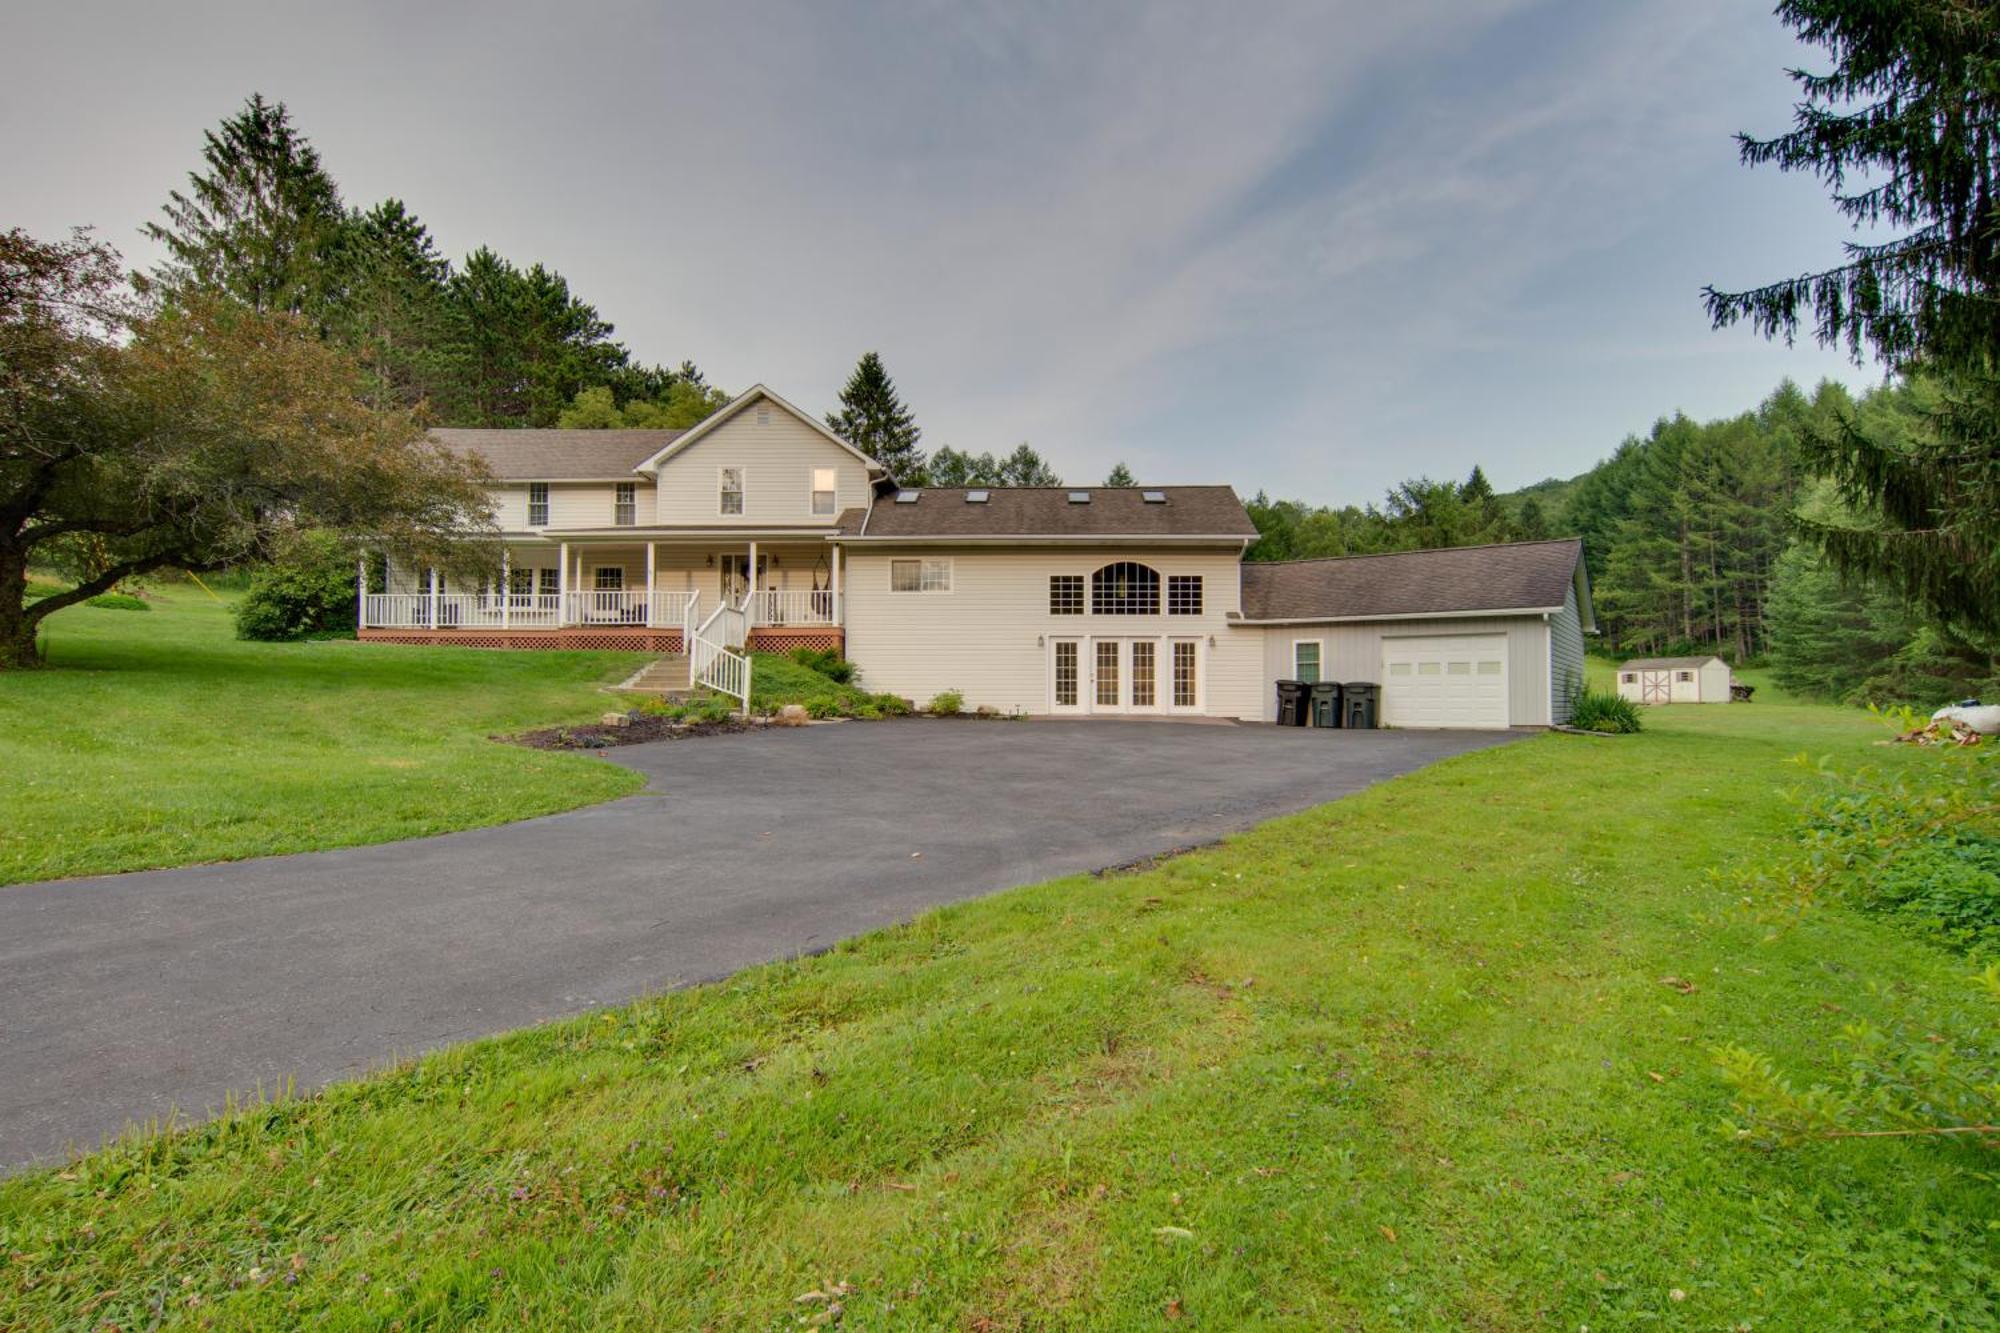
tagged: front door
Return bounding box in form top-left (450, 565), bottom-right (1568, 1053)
top-left (718, 554), bottom-right (767, 603)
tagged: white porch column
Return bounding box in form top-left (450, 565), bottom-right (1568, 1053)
top-left (830, 543), bottom-right (842, 627)
top-left (356, 555), bottom-right (367, 628)
top-left (645, 541), bottom-right (657, 627)
top-left (428, 566), bottom-right (439, 629)
top-left (500, 548), bottom-right (511, 629)
top-left (747, 540), bottom-right (759, 623)
top-left (557, 541), bottom-right (569, 625)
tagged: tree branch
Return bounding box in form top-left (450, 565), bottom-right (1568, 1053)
top-left (22, 553), bottom-right (183, 624)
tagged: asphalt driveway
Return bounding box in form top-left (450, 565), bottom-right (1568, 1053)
top-left (0, 719), bottom-right (1517, 1170)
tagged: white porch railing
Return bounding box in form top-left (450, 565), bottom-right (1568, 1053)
top-left (362, 593), bottom-right (565, 629)
top-left (688, 629), bottom-right (752, 708)
top-left (654, 589), bottom-right (699, 636)
top-left (704, 600), bottom-right (749, 651)
top-left (745, 588), bottom-right (838, 626)
top-left (564, 589), bottom-right (650, 625)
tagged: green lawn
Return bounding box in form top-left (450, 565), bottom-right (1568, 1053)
top-left (0, 583), bottom-right (650, 884)
top-left (3, 687), bottom-right (1991, 1327)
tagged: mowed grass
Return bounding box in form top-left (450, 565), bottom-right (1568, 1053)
top-left (0, 584), bottom-right (650, 884)
top-left (4, 692), bottom-right (1993, 1328)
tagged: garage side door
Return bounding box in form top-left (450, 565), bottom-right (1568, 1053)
top-left (1380, 634), bottom-right (1510, 729)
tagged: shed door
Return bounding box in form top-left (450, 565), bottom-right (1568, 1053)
top-left (1380, 634), bottom-right (1510, 729)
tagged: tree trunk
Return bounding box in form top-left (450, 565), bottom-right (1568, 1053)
top-left (0, 544), bottom-right (40, 670)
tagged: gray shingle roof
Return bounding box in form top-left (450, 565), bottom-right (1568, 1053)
top-left (837, 487), bottom-right (1257, 539)
top-left (429, 428), bottom-right (685, 479)
top-left (1621, 656), bottom-right (1726, 670)
top-left (1241, 538), bottom-right (1584, 621)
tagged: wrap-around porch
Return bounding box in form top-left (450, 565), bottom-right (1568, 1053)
top-left (357, 537), bottom-right (844, 653)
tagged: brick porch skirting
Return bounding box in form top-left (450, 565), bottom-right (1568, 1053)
top-left (358, 628), bottom-right (687, 652)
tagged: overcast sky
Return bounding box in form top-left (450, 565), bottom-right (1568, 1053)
top-left (8, 1), bottom-right (1877, 503)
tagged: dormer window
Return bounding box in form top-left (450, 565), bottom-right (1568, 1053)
top-left (527, 482), bottom-right (549, 527)
top-left (811, 467), bottom-right (837, 516)
top-left (719, 466), bottom-right (745, 515)
top-left (614, 481), bottom-right (636, 526)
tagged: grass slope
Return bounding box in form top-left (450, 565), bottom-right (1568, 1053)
top-left (3, 696), bottom-right (1992, 1328)
top-left (0, 584), bottom-right (650, 884)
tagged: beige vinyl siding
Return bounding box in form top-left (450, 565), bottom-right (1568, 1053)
top-left (489, 481), bottom-right (656, 531)
top-left (842, 547), bottom-right (1256, 717)
top-left (1548, 582), bottom-right (1586, 724)
top-left (650, 407), bottom-right (868, 527)
top-left (1256, 616), bottom-right (1553, 726)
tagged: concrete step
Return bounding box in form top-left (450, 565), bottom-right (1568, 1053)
top-left (615, 654), bottom-right (692, 694)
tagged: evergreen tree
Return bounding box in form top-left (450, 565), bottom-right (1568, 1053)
top-left (827, 352), bottom-right (924, 481)
top-left (1708, 2), bottom-right (2000, 631)
top-left (141, 94), bottom-right (346, 320)
top-left (1104, 461), bottom-right (1136, 487)
top-left (997, 443), bottom-right (1062, 486)
top-left (332, 199), bottom-right (456, 412)
top-left (441, 248), bottom-right (627, 426)
top-left (925, 446), bottom-right (991, 487)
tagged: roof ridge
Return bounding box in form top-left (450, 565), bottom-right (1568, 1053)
top-left (1249, 536), bottom-right (1582, 569)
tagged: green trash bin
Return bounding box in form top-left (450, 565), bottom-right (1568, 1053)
top-left (1309, 680), bottom-right (1343, 728)
top-left (1275, 680), bottom-right (1309, 726)
top-left (1342, 681), bottom-right (1379, 729)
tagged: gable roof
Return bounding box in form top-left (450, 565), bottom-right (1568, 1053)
top-left (1240, 538), bottom-right (1586, 621)
top-left (632, 383), bottom-right (883, 473)
top-left (430, 428), bottom-right (683, 480)
top-left (836, 486), bottom-right (1258, 541)
top-left (1621, 655), bottom-right (1727, 670)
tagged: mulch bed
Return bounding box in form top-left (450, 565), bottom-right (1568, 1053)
top-left (509, 715), bottom-right (759, 750)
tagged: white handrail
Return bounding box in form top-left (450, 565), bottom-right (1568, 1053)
top-left (688, 629), bottom-right (751, 708)
top-left (699, 599), bottom-right (748, 650)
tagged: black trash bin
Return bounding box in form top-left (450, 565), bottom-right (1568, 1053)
top-left (1275, 680), bottom-right (1309, 727)
top-left (1342, 681), bottom-right (1379, 729)
top-left (1309, 680), bottom-right (1343, 728)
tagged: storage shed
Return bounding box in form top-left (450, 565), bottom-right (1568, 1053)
top-left (1616, 655), bottom-right (1733, 705)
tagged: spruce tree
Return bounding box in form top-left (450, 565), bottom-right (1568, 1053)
top-left (826, 352), bottom-right (924, 481)
top-left (141, 94), bottom-right (346, 320)
top-left (997, 443), bottom-right (1062, 487)
top-left (1708, 2), bottom-right (2000, 630)
top-left (1104, 462), bottom-right (1136, 487)
top-left (333, 199), bottom-right (456, 412)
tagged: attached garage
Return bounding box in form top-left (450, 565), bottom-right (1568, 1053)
top-left (1380, 634), bottom-right (1509, 729)
top-left (1239, 539), bottom-right (1596, 730)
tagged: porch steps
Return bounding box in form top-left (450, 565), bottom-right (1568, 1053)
top-left (614, 654), bottom-right (693, 695)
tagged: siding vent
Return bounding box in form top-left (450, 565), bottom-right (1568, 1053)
top-left (1067, 490), bottom-right (1091, 504)
top-left (895, 490), bottom-right (921, 504)
top-left (1142, 490), bottom-right (1167, 503)
top-left (965, 489), bottom-right (989, 503)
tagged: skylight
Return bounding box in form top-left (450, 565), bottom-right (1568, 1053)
top-left (1068, 491), bottom-right (1091, 504)
top-left (1142, 490), bottom-right (1167, 503)
top-left (895, 491), bottom-right (921, 504)
top-left (965, 490), bottom-right (990, 503)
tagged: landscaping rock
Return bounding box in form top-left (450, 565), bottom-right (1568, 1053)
top-left (602, 711), bottom-right (632, 727)
top-left (774, 704), bottom-right (810, 727)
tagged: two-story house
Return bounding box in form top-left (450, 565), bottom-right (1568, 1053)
top-left (359, 384), bottom-right (1594, 728)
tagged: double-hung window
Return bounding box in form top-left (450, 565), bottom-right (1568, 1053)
top-left (811, 467), bottom-right (837, 516)
top-left (614, 482), bottom-right (636, 526)
top-left (527, 482), bottom-right (549, 527)
top-left (1294, 641), bottom-right (1322, 684)
top-left (719, 467), bottom-right (745, 515)
top-left (890, 558), bottom-right (952, 593)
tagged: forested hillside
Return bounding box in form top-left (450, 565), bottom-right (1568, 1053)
top-left (1245, 377), bottom-right (1999, 707)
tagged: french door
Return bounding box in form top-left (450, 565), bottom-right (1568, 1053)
top-left (1051, 637), bottom-right (1198, 714)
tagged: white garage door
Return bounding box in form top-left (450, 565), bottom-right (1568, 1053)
top-left (1380, 634), bottom-right (1510, 729)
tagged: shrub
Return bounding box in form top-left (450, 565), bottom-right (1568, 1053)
top-left (1865, 835), bottom-right (2000, 955)
top-left (926, 689), bottom-right (964, 716)
top-left (804, 697), bottom-right (842, 720)
top-left (84, 591), bottom-right (149, 611)
top-left (1568, 683), bottom-right (1641, 734)
top-left (789, 647), bottom-right (856, 684)
top-left (235, 532), bottom-right (358, 641)
top-left (872, 693), bottom-right (913, 716)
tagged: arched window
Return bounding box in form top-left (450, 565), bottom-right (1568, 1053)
top-left (1091, 561), bottom-right (1160, 615)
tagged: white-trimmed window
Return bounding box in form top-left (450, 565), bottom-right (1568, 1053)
top-left (537, 568), bottom-right (559, 598)
top-left (1676, 670), bottom-right (1694, 682)
top-left (507, 567), bottom-right (534, 596)
top-left (719, 466), bottom-right (745, 515)
top-left (1049, 574), bottom-right (1084, 615)
top-left (1620, 672), bottom-right (1636, 683)
top-left (527, 482), bottom-right (549, 527)
top-left (890, 558), bottom-right (952, 593)
top-left (811, 467), bottom-right (837, 516)
top-left (1091, 561), bottom-right (1159, 615)
top-left (614, 482), bottom-right (636, 526)
top-left (1167, 574), bottom-right (1203, 615)
top-left (1293, 640), bottom-right (1322, 684)
top-left (594, 566), bottom-right (624, 591)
